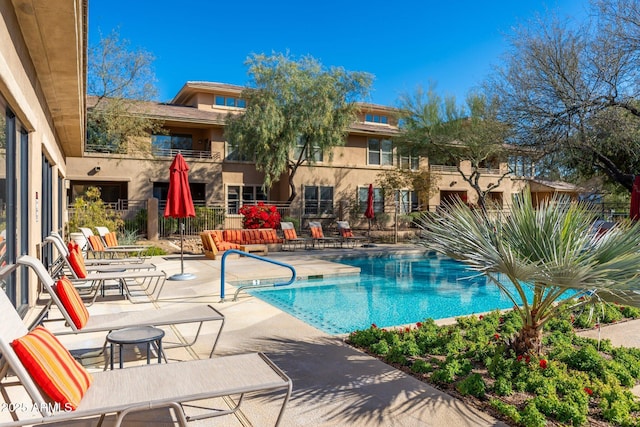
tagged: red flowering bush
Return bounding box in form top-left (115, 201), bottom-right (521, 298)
top-left (239, 202), bottom-right (281, 229)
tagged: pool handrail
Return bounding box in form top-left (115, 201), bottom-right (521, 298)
top-left (219, 249), bottom-right (297, 302)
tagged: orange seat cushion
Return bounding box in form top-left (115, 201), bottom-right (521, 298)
top-left (66, 245), bottom-right (87, 279)
top-left (88, 235), bottom-right (105, 251)
top-left (243, 229), bottom-right (262, 244)
top-left (11, 326), bottom-right (93, 410)
top-left (216, 241), bottom-right (242, 251)
top-left (223, 229), bottom-right (243, 244)
top-left (340, 228), bottom-right (354, 238)
top-left (283, 229), bottom-right (298, 240)
top-left (260, 229), bottom-right (281, 243)
top-left (310, 227), bottom-right (324, 238)
top-left (104, 231), bottom-right (118, 247)
top-left (54, 277), bottom-right (90, 329)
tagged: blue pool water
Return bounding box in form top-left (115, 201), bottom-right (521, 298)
top-left (247, 253), bottom-right (533, 335)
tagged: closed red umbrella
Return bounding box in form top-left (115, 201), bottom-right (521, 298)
top-left (164, 153), bottom-right (196, 280)
top-left (364, 184), bottom-right (375, 246)
top-left (631, 175), bottom-right (640, 221)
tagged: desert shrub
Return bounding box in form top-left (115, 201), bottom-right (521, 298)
top-left (493, 376), bottom-right (513, 396)
top-left (489, 399), bottom-right (520, 424)
top-left (456, 373), bottom-right (486, 398)
top-left (519, 401), bottom-right (547, 427)
top-left (410, 359), bottom-right (434, 374)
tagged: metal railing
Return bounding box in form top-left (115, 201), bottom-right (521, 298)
top-left (219, 249), bottom-right (297, 301)
top-left (151, 147), bottom-right (215, 160)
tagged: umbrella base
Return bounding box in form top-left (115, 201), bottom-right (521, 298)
top-left (168, 272), bottom-right (197, 281)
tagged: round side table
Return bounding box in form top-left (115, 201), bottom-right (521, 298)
top-left (106, 326), bottom-right (165, 369)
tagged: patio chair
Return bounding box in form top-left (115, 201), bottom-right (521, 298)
top-left (94, 226), bottom-right (153, 251)
top-left (280, 222), bottom-right (310, 251)
top-left (336, 221), bottom-right (368, 248)
top-left (307, 221), bottom-right (340, 249)
top-left (0, 280), bottom-right (291, 426)
top-left (15, 255), bottom-right (225, 358)
top-left (79, 227), bottom-right (149, 260)
top-left (47, 241), bottom-right (166, 304)
top-left (44, 235), bottom-right (156, 279)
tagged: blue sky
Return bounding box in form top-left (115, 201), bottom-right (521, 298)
top-left (89, 0), bottom-right (588, 106)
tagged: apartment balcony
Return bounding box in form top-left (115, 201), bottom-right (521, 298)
top-left (85, 143), bottom-right (219, 160)
top-left (429, 164), bottom-right (503, 175)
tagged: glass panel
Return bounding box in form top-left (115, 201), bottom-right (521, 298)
top-left (319, 186), bottom-right (333, 214)
top-left (225, 97), bottom-right (236, 107)
top-left (381, 116), bottom-right (388, 124)
top-left (304, 186), bottom-right (318, 215)
top-left (256, 187), bottom-right (267, 201)
top-left (365, 114), bottom-right (373, 122)
top-left (368, 138), bottom-right (380, 165)
top-left (242, 186), bottom-right (255, 202)
top-left (152, 135), bottom-right (171, 150)
top-left (227, 185), bottom-right (240, 214)
top-left (236, 99), bottom-right (246, 108)
top-left (381, 139), bottom-right (393, 166)
top-left (172, 135), bottom-right (192, 150)
top-left (215, 96), bottom-right (225, 106)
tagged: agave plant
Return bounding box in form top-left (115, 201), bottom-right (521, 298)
top-left (418, 192), bottom-right (640, 355)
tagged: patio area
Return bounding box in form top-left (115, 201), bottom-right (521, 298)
top-left (12, 244), bottom-right (505, 426)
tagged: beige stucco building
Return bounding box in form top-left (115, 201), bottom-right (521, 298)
top-left (68, 82), bottom-right (533, 230)
top-left (0, 0), bottom-right (86, 308)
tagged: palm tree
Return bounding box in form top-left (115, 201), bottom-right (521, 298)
top-left (418, 192), bottom-right (640, 355)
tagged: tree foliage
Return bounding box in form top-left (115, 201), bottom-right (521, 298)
top-left (87, 30), bottom-right (163, 154)
top-left (224, 53), bottom-right (373, 202)
top-left (396, 86), bottom-right (513, 210)
top-left (487, 0), bottom-right (640, 191)
top-left (418, 191), bottom-right (640, 354)
top-left (375, 167), bottom-right (439, 211)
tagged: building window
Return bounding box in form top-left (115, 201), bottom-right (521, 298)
top-left (365, 114), bottom-right (388, 124)
top-left (368, 138), bottom-right (393, 166)
top-left (152, 134), bottom-right (192, 153)
top-left (214, 96), bottom-right (246, 108)
top-left (227, 185), bottom-right (267, 214)
top-left (358, 186), bottom-right (384, 213)
top-left (304, 186), bottom-right (333, 215)
top-left (509, 155), bottom-right (535, 177)
top-left (225, 140), bottom-right (253, 162)
top-left (398, 153), bottom-right (419, 170)
top-left (488, 192), bottom-right (504, 208)
top-left (396, 190), bottom-right (419, 214)
top-left (294, 137), bottom-right (323, 162)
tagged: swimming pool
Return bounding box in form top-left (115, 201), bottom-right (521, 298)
top-left (247, 253), bottom-right (532, 335)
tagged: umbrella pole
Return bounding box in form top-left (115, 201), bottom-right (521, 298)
top-left (169, 218), bottom-right (196, 281)
top-left (180, 219), bottom-right (185, 274)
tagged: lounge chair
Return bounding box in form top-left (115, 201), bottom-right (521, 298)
top-left (44, 235), bottom-right (157, 279)
top-left (307, 221), bottom-right (340, 249)
top-left (336, 221), bottom-right (368, 248)
top-left (48, 232), bottom-right (145, 265)
top-left (94, 226), bottom-right (153, 251)
top-left (79, 227), bottom-right (149, 260)
top-left (280, 222), bottom-right (310, 251)
top-left (45, 241), bottom-right (166, 303)
top-left (16, 255), bottom-right (224, 358)
top-left (0, 277), bottom-right (291, 426)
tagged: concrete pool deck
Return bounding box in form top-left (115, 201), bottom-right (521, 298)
top-left (17, 244), bottom-right (640, 426)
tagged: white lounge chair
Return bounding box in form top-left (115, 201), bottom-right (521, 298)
top-left (0, 278), bottom-right (292, 426)
top-left (336, 221), bottom-right (368, 248)
top-left (16, 255), bottom-right (224, 357)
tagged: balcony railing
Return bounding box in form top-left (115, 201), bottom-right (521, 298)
top-left (429, 165), bottom-right (458, 172)
top-left (151, 148), bottom-right (215, 160)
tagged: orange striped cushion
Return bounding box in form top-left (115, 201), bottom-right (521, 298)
top-left (260, 229), bottom-right (279, 243)
top-left (340, 228), bottom-right (354, 238)
top-left (11, 326), bottom-right (93, 410)
top-left (243, 229), bottom-right (262, 243)
top-left (104, 232), bottom-right (118, 247)
top-left (88, 235), bottom-right (105, 251)
top-left (310, 227), bottom-right (324, 238)
top-left (210, 232), bottom-right (222, 249)
top-left (223, 229), bottom-right (243, 243)
top-left (66, 251), bottom-right (87, 279)
top-left (217, 241), bottom-right (242, 251)
top-left (55, 277), bottom-right (90, 329)
top-left (283, 229), bottom-right (297, 240)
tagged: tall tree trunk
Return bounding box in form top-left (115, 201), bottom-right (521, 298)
top-left (287, 167), bottom-right (297, 203)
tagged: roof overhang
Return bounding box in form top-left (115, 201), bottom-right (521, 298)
top-left (12, 0), bottom-right (87, 157)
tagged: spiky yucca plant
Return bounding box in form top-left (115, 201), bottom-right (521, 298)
top-left (418, 192), bottom-right (640, 355)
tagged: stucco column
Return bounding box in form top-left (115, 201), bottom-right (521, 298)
top-left (147, 198), bottom-right (159, 241)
